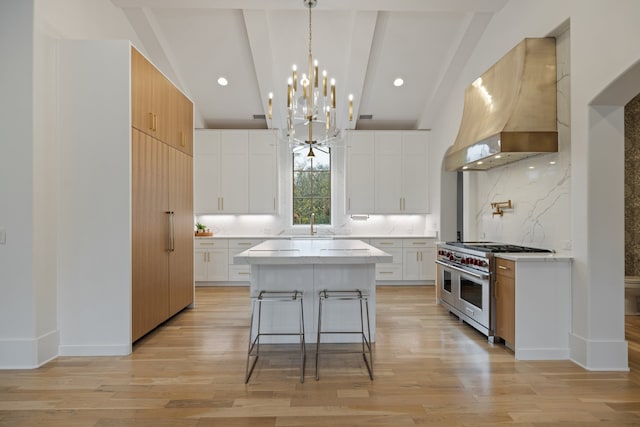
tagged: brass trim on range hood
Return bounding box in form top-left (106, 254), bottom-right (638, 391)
top-left (445, 38), bottom-right (558, 172)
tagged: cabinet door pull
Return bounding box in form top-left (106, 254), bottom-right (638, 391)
top-left (166, 211), bottom-right (175, 252)
top-left (148, 112), bottom-right (154, 131)
top-left (498, 265), bottom-right (509, 270)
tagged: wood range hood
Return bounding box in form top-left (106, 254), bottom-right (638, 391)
top-left (444, 38), bottom-right (558, 171)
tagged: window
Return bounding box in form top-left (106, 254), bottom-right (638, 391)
top-left (292, 147), bottom-right (331, 225)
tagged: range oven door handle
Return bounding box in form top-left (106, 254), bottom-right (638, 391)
top-left (435, 260), bottom-right (490, 281)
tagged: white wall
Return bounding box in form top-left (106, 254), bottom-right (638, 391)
top-left (425, 0), bottom-right (640, 370)
top-left (0, 0), bottom-right (39, 368)
top-left (0, 0), bottom-right (146, 368)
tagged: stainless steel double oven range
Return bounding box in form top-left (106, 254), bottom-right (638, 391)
top-left (435, 241), bottom-right (552, 342)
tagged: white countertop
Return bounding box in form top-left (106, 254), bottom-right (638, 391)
top-left (196, 234), bottom-right (437, 240)
top-left (233, 239), bottom-right (393, 265)
top-left (496, 253), bottom-right (573, 262)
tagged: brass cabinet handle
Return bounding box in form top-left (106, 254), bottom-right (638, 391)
top-left (148, 112), bottom-right (154, 131)
top-left (498, 265), bottom-right (509, 270)
top-left (166, 211), bottom-right (175, 252)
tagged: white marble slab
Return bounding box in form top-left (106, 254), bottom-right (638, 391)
top-left (233, 239), bottom-right (393, 265)
top-left (496, 253), bottom-right (573, 262)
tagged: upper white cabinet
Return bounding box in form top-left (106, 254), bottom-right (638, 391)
top-left (194, 129), bottom-right (277, 214)
top-left (346, 131), bottom-right (375, 214)
top-left (248, 130), bottom-right (278, 214)
top-left (375, 131), bottom-right (429, 214)
top-left (400, 132), bottom-right (429, 213)
top-left (346, 130), bottom-right (429, 214)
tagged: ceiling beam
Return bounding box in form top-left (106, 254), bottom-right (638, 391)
top-left (111, 0), bottom-right (507, 13)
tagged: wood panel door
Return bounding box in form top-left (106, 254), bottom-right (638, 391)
top-left (131, 48), bottom-right (155, 136)
top-left (168, 147), bottom-right (194, 316)
top-left (495, 258), bottom-right (516, 344)
top-left (132, 129), bottom-right (170, 341)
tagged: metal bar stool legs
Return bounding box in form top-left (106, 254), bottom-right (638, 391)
top-left (315, 289), bottom-right (373, 380)
top-left (245, 290), bottom-right (306, 383)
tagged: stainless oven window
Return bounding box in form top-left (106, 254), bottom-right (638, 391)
top-left (459, 277), bottom-right (483, 309)
top-left (443, 269), bottom-right (452, 293)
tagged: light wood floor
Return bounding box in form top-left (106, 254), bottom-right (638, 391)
top-left (2, 286), bottom-right (640, 426)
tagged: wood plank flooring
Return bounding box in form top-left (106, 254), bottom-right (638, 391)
top-left (1, 286), bottom-right (640, 426)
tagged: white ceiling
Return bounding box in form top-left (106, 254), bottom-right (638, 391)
top-left (111, 0), bottom-right (508, 130)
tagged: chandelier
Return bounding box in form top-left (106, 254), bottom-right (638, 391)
top-left (268, 0), bottom-right (353, 157)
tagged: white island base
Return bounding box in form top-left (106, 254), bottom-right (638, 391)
top-left (234, 239), bottom-right (392, 344)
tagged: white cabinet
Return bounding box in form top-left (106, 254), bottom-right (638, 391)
top-left (194, 129), bottom-right (277, 214)
top-left (346, 131), bottom-right (375, 214)
top-left (219, 131), bottom-right (249, 213)
top-left (367, 237), bottom-right (435, 282)
top-left (248, 131), bottom-right (278, 214)
top-left (402, 239), bottom-right (435, 280)
top-left (374, 132), bottom-right (404, 214)
top-left (401, 132), bottom-right (429, 213)
top-left (194, 239), bottom-right (228, 282)
top-left (369, 239), bottom-right (403, 280)
top-left (374, 131), bottom-right (429, 214)
top-left (228, 238), bottom-right (264, 281)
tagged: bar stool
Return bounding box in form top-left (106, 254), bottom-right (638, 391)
top-left (315, 289), bottom-right (373, 380)
top-left (245, 290), bottom-right (306, 383)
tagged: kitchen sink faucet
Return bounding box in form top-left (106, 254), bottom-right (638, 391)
top-left (310, 213), bottom-right (317, 236)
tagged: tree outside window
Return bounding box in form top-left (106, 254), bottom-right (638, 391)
top-left (292, 147), bottom-right (331, 225)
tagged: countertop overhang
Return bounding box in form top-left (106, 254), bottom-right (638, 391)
top-left (233, 239), bottom-right (393, 265)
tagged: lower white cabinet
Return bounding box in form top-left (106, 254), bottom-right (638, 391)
top-left (228, 239), bottom-right (264, 282)
top-left (369, 239), bottom-right (404, 281)
top-left (195, 238), bottom-right (265, 283)
top-left (402, 239), bottom-right (436, 281)
top-left (194, 239), bottom-right (228, 282)
top-left (195, 237), bottom-right (436, 283)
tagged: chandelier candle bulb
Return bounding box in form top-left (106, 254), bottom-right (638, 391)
top-left (322, 70), bottom-right (327, 96)
top-left (268, 92), bottom-right (273, 119)
top-left (348, 94), bottom-right (353, 121)
top-left (314, 60), bottom-right (319, 88)
top-left (292, 65), bottom-right (298, 92)
top-left (287, 78), bottom-right (293, 108)
top-left (331, 78), bottom-right (336, 108)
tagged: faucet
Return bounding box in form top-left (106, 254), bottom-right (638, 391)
top-left (310, 213), bottom-right (317, 236)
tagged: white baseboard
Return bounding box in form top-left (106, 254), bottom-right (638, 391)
top-left (569, 332), bottom-right (629, 371)
top-left (0, 329), bottom-right (59, 369)
top-left (58, 343), bottom-right (131, 357)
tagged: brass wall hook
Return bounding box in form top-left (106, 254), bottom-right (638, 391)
top-left (491, 200), bottom-right (512, 216)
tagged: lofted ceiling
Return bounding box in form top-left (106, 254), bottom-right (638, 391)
top-left (110, 0), bottom-right (507, 131)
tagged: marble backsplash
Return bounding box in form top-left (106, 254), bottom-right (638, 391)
top-left (625, 93), bottom-right (640, 275)
top-left (467, 29), bottom-right (572, 253)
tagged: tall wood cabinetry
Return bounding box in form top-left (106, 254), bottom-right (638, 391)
top-left (57, 40), bottom-right (194, 354)
top-left (131, 48), bottom-right (194, 341)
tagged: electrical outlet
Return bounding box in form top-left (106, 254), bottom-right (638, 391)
top-left (0, 227), bottom-right (5, 244)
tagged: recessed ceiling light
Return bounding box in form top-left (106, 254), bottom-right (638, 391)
top-left (477, 161), bottom-right (484, 165)
top-left (217, 77), bottom-right (228, 86)
top-left (494, 155), bottom-right (502, 159)
top-left (549, 161), bottom-right (557, 165)
top-left (529, 166), bottom-right (535, 169)
top-left (393, 77), bottom-right (404, 87)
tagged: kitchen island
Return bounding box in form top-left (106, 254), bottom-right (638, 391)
top-left (233, 239), bottom-right (392, 343)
